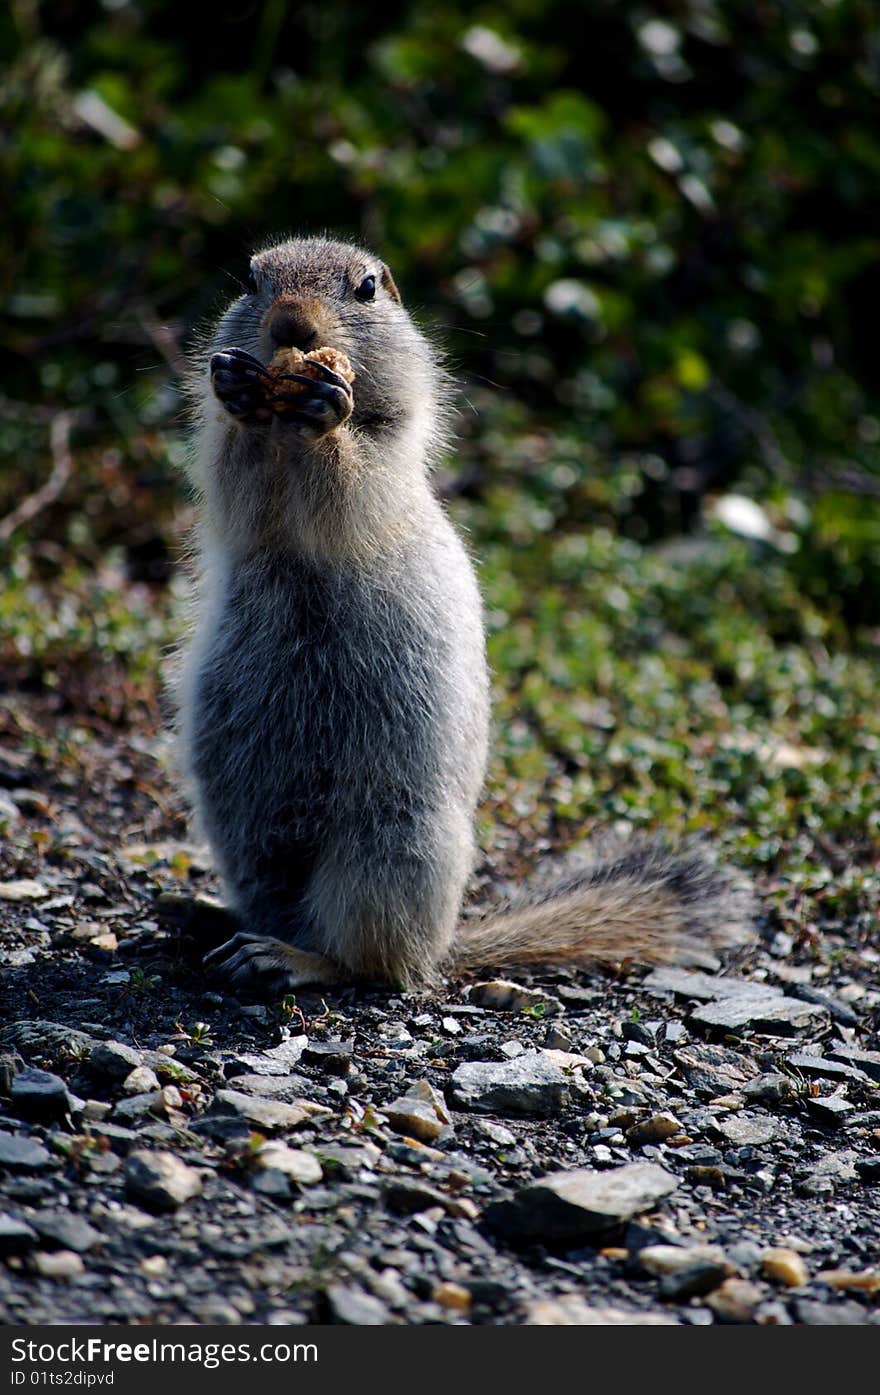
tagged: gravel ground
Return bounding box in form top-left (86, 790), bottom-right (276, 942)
top-left (2, 700), bottom-right (880, 1328)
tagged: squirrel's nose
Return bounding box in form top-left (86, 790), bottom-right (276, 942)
top-left (265, 295), bottom-right (321, 351)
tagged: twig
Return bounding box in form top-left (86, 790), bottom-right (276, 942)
top-left (0, 410), bottom-right (75, 544)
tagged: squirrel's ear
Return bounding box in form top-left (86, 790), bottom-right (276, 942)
top-left (380, 264), bottom-right (402, 304)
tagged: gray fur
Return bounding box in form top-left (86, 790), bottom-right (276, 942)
top-left (177, 235), bottom-right (752, 992)
top-left (178, 237), bottom-right (489, 986)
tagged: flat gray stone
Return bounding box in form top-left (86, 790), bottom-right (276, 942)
top-left (0, 1131), bottom-right (52, 1172)
top-left (807, 1096), bottom-right (854, 1126)
top-left (89, 1041), bottom-right (143, 1080)
top-left (787, 1053), bottom-right (871, 1084)
top-left (643, 969), bottom-right (782, 1003)
top-left (450, 1050), bottom-right (568, 1117)
top-left (30, 1210), bottom-right (102, 1253)
top-left (326, 1283), bottom-right (391, 1326)
top-left (10, 1068), bottom-right (72, 1122)
top-left (485, 1162), bottom-right (678, 1243)
top-left (0, 1213), bottom-right (38, 1255)
top-left (711, 1113), bottom-right (780, 1147)
top-left (828, 1047), bottom-right (880, 1083)
top-left (690, 996), bottom-right (825, 1031)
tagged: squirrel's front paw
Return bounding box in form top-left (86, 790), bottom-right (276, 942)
top-left (210, 348), bottom-right (274, 424)
top-left (270, 359), bottom-right (354, 440)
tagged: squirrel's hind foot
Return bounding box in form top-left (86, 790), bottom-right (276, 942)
top-left (204, 931), bottom-right (339, 992)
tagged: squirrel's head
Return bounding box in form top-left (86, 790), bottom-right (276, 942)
top-left (211, 236), bottom-right (439, 432)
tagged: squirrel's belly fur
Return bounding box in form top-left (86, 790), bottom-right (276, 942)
top-left (178, 235), bottom-right (753, 991)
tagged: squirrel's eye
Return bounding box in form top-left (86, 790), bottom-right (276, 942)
top-left (355, 274), bottom-right (376, 303)
top-left (246, 269), bottom-right (259, 294)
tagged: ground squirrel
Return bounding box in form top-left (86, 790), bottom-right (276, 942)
top-left (178, 235), bottom-right (751, 993)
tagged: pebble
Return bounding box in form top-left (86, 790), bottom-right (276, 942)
top-left (89, 1041), bottom-right (143, 1081)
top-left (32, 1250), bottom-right (85, 1279)
top-left (759, 1247), bottom-right (809, 1287)
top-left (450, 1051), bottom-right (569, 1117)
top-left (705, 1278), bottom-right (766, 1323)
top-left (256, 1143), bottom-right (322, 1185)
top-left (626, 1113), bottom-right (683, 1147)
top-left (326, 1283), bottom-right (391, 1326)
top-left (0, 1132), bottom-right (52, 1171)
top-left (124, 1150), bottom-right (203, 1212)
top-left (712, 1114), bottom-right (779, 1147)
top-left (9, 1068), bottom-right (72, 1122)
top-left (123, 1067), bottom-right (161, 1094)
top-left (742, 1073), bottom-right (798, 1105)
top-left (469, 980), bottom-right (558, 1014)
top-left (433, 1281), bottom-right (471, 1313)
top-left (815, 1269), bottom-right (880, 1293)
top-left (0, 879), bottom-right (48, 902)
top-left (691, 996), bottom-right (826, 1032)
top-left (0, 1213), bottom-right (38, 1255)
top-left (30, 1211), bottom-right (102, 1253)
top-left (211, 1090), bottom-right (317, 1133)
top-left (807, 1095), bottom-right (853, 1125)
top-left (301, 1040), bottom-right (353, 1076)
top-left (524, 1297), bottom-right (678, 1325)
top-left (385, 1098), bottom-right (446, 1143)
top-left (485, 1162), bottom-right (678, 1243)
top-left (638, 1243), bottom-right (730, 1277)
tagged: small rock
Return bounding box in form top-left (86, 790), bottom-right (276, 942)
top-left (32, 1249), bottom-right (85, 1279)
top-left (626, 1113), bottom-right (683, 1147)
top-left (659, 1260), bottom-right (731, 1301)
top-left (123, 1066), bottom-right (161, 1094)
top-left (326, 1283), bottom-right (391, 1326)
top-left (112, 1092), bottom-right (165, 1124)
top-left (227, 1037), bottom-right (309, 1076)
top-left (0, 1132), bottom-right (52, 1172)
top-left (807, 1095), bottom-right (854, 1125)
top-left (385, 1098), bottom-right (446, 1143)
top-left (815, 1269), bottom-right (880, 1294)
top-left (828, 1047), bottom-right (880, 1083)
top-left (256, 1143), bottom-right (321, 1185)
top-left (705, 1278), bottom-right (765, 1323)
top-left (469, 980), bottom-right (558, 1014)
top-left (638, 1243), bottom-right (731, 1277)
top-left (0, 1213), bottom-right (38, 1256)
top-left (760, 1247), bottom-right (809, 1287)
top-left (451, 1051), bottom-right (568, 1117)
top-left (9, 1068), bottom-right (72, 1122)
top-left (711, 1114), bottom-right (779, 1147)
top-left (301, 1040), bottom-right (353, 1076)
top-left (524, 1297), bottom-right (678, 1325)
top-left (691, 997), bottom-right (825, 1032)
top-left (89, 1041), bottom-right (143, 1081)
top-left (211, 1089), bottom-right (321, 1133)
top-left (405, 1080), bottom-right (452, 1124)
top-left (125, 1149), bottom-right (203, 1212)
top-left (485, 1162), bottom-right (678, 1244)
top-left (794, 1299), bottom-right (873, 1326)
top-left (0, 879), bottom-right (48, 902)
top-left (0, 1052), bottom-right (24, 1094)
top-left (139, 1255), bottom-right (168, 1278)
top-left (786, 1053), bottom-right (870, 1084)
top-left (742, 1073), bottom-right (798, 1105)
top-left (476, 1120), bottom-right (517, 1147)
top-left (31, 1211), bottom-right (102, 1253)
top-left (855, 1156), bottom-right (880, 1183)
top-left (433, 1281), bottom-right (471, 1313)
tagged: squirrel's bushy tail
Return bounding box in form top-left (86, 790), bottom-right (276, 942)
top-left (448, 837), bottom-right (753, 974)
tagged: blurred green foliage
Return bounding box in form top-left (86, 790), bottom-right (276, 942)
top-left (1, 2), bottom-right (879, 938)
top-left (3, 2), bottom-right (880, 547)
